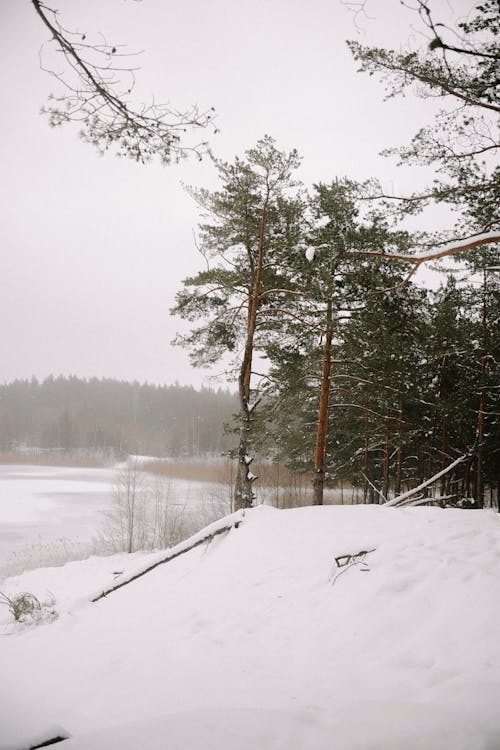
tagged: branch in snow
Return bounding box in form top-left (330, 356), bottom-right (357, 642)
top-left (397, 494), bottom-right (462, 508)
top-left (12, 725), bottom-right (71, 750)
top-left (91, 510), bottom-right (245, 602)
top-left (384, 455), bottom-right (467, 508)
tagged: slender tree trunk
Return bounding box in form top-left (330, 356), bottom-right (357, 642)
top-left (440, 422), bottom-right (447, 498)
top-left (395, 395), bottom-right (403, 496)
top-left (313, 300), bottom-right (334, 505)
top-left (234, 291), bottom-right (259, 510)
top-left (363, 399), bottom-right (369, 504)
top-left (382, 416), bottom-right (390, 503)
top-left (475, 270), bottom-right (489, 510)
top-left (475, 355), bottom-right (486, 510)
top-left (465, 458), bottom-right (472, 498)
top-left (233, 191), bottom-right (269, 511)
top-left (234, 387), bottom-right (254, 510)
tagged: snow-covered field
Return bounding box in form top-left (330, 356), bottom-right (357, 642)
top-left (1, 504), bottom-right (500, 749)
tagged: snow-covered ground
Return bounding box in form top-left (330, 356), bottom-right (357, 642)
top-left (1, 504), bottom-right (500, 749)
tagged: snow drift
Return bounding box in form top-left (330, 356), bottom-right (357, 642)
top-left (1, 504), bottom-right (500, 749)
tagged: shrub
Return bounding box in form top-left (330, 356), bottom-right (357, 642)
top-left (0, 590), bottom-right (57, 624)
top-left (0, 591), bottom-right (41, 621)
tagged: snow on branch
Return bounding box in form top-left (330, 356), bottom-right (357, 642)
top-left (347, 231), bottom-right (500, 265)
top-left (91, 510), bottom-right (245, 602)
top-left (383, 455), bottom-right (467, 508)
top-left (345, 231), bottom-right (499, 289)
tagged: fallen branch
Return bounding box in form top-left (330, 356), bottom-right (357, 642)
top-left (91, 510), bottom-right (245, 602)
top-left (396, 494), bottom-right (458, 508)
top-left (384, 455), bottom-right (467, 508)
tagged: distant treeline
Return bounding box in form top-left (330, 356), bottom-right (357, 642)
top-left (0, 376), bottom-right (238, 458)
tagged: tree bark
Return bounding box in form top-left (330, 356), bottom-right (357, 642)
top-left (382, 416), bottom-right (390, 504)
top-left (475, 355), bottom-right (486, 510)
top-left (313, 300), bottom-right (334, 505)
top-left (233, 189), bottom-right (269, 511)
top-left (395, 395), bottom-right (404, 496)
top-left (440, 422), bottom-right (447, 499)
top-left (363, 400), bottom-right (369, 503)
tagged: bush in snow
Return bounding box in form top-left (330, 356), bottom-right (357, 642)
top-left (0, 590), bottom-right (57, 624)
top-left (0, 591), bottom-right (41, 622)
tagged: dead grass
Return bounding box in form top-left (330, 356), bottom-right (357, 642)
top-left (145, 458), bottom-right (313, 489)
top-left (145, 458), bottom-right (235, 485)
top-left (144, 458), bottom-right (363, 508)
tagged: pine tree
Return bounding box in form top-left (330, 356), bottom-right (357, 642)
top-left (264, 180), bottom-right (418, 504)
top-left (171, 137), bottom-right (305, 509)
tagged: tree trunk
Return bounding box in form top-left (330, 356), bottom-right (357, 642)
top-left (395, 395), bottom-right (404, 496)
top-left (440, 422), bottom-right (447, 499)
top-left (233, 190), bottom-right (269, 511)
top-left (313, 301), bottom-right (334, 506)
top-left (475, 355), bottom-right (486, 510)
top-left (234, 386), bottom-right (255, 511)
top-left (234, 290), bottom-right (259, 510)
top-left (475, 270), bottom-right (489, 511)
top-left (382, 415), bottom-right (390, 503)
top-left (465, 458), bottom-right (472, 498)
top-left (363, 400), bottom-right (369, 503)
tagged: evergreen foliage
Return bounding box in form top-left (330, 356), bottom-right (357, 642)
top-left (172, 137), bottom-right (305, 509)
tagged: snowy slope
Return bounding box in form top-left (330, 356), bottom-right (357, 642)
top-left (1, 505), bottom-right (500, 750)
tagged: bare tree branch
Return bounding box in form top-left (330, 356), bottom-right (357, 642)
top-left (346, 231), bottom-right (500, 278)
top-left (32, 0), bottom-right (216, 163)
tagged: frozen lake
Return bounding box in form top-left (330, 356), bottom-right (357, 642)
top-left (0, 464), bottom-right (229, 576)
top-left (0, 465), bottom-right (115, 575)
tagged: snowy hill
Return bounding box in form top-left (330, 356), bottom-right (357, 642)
top-left (1, 505), bottom-right (500, 750)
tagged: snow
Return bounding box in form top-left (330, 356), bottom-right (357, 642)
top-left (90, 510), bottom-right (245, 601)
top-left (1, 504), bottom-right (500, 749)
top-left (0, 465), bottom-right (115, 573)
top-left (383, 454), bottom-right (467, 507)
top-left (349, 230), bottom-right (500, 264)
top-left (0, 464), bottom-right (230, 576)
top-left (409, 230), bottom-right (499, 260)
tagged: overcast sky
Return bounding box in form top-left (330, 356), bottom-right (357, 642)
top-left (1, 0), bottom-right (473, 388)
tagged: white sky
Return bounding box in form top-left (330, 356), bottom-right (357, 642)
top-left (0, 0), bottom-right (473, 388)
